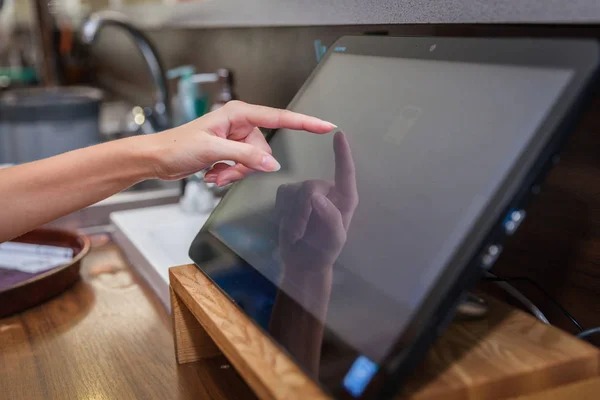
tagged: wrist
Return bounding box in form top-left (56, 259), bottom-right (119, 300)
top-left (280, 266), bottom-right (333, 310)
top-left (126, 134), bottom-right (164, 180)
top-left (281, 264), bottom-right (333, 286)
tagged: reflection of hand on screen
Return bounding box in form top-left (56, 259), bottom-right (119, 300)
top-left (275, 131), bottom-right (358, 272)
top-left (269, 131), bottom-right (359, 377)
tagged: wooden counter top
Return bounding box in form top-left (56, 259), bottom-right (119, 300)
top-left (2, 238), bottom-right (599, 400)
top-left (511, 377), bottom-right (600, 400)
top-left (0, 240), bottom-right (255, 400)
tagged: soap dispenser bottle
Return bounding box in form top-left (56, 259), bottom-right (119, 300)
top-left (191, 72), bottom-right (219, 114)
top-left (167, 65), bottom-right (209, 125)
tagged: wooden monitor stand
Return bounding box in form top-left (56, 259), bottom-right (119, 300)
top-left (169, 264), bottom-right (599, 400)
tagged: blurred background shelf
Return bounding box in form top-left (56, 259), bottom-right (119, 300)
top-left (8, 0), bottom-right (600, 32)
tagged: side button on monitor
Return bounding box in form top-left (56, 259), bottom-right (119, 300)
top-left (481, 244), bottom-right (502, 270)
top-left (504, 209), bottom-right (526, 235)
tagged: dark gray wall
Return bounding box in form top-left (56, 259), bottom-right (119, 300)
top-left (90, 24), bottom-right (600, 110)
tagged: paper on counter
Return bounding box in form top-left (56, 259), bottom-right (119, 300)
top-left (0, 242), bottom-right (74, 258)
top-left (0, 242), bottom-right (73, 274)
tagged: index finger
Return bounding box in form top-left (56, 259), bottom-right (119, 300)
top-left (333, 131), bottom-right (357, 197)
top-left (223, 101), bottom-right (336, 134)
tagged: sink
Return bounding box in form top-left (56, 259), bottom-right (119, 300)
top-left (48, 178), bottom-right (181, 232)
top-left (126, 179), bottom-right (180, 192)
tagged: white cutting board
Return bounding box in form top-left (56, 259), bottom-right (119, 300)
top-left (111, 203), bottom-right (212, 309)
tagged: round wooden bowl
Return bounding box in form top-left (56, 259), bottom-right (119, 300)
top-left (0, 228), bottom-right (91, 318)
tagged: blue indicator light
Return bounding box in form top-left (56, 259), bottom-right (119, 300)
top-left (343, 356), bottom-right (378, 397)
top-left (334, 46), bottom-right (347, 52)
top-left (314, 40), bottom-right (327, 62)
top-left (502, 208), bottom-right (526, 235)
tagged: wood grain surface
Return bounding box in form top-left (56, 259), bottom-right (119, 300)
top-left (0, 241), bottom-right (597, 400)
top-left (509, 377), bottom-right (600, 400)
top-left (171, 286), bottom-right (223, 363)
top-left (170, 265), bottom-right (330, 400)
top-left (171, 264), bottom-right (600, 400)
top-left (0, 241), bottom-right (256, 400)
top-left (400, 295), bottom-right (600, 400)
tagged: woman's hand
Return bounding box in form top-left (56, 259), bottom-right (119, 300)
top-left (144, 101), bottom-right (336, 185)
top-left (0, 101), bottom-right (334, 243)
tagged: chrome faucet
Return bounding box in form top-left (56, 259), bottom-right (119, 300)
top-left (80, 11), bottom-right (171, 132)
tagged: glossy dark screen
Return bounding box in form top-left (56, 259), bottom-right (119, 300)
top-left (191, 45), bottom-right (580, 398)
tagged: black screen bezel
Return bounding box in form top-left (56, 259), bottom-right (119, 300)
top-left (190, 35), bottom-right (600, 399)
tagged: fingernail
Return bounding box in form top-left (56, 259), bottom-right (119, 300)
top-left (204, 175), bottom-right (216, 183)
top-left (261, 155), bottom-right (281, 172)
top-left (324, 121), bottom-right (337, 130)
top-left (217, 179), bottom-right (231, 187)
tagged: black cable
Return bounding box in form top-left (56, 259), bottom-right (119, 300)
top-left (483, 276), bottom-right (585, 332)
top-left (577, 327), bottom-right (600, 340)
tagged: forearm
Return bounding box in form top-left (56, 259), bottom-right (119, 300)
top-left (0, 136), bottom-right (156, 242)
top-left (0, 102), bottom-right (335, 243)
